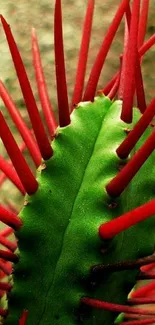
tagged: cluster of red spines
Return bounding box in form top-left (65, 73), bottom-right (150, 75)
top-left (0, 0), bottom-right (154, 324)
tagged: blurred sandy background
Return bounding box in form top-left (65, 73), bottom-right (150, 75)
top-left (0, 0), bottom-right (154, 204)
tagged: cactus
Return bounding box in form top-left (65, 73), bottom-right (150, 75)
top-left (0, 0), bottom-right (155, 324)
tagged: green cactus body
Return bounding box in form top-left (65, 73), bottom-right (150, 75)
top-left (3, 96), bottom-right (155, 324)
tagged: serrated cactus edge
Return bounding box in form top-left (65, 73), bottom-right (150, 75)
top-left (0, 0), bottom-right (155, 324)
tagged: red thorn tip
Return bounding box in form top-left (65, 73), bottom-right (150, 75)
top-left (99, 199), bottom-right (155, 239)
top-left (83, 0), bottom-right (130, 102)
top-left (32, 28), bottom-right (58, 138)
top-left (19, 310), bottom-right (28, 325)
top-left (0, 250), bottom-right (19, 263)
top-left (0, 111), bottom-right (38, 195)
top-left (121, 0), bottom-right (141, 123)
top-left (71, 0), bottom-right (95, 109)
top-left (81, 297), bottom-right (155, 315)
top-left (106, 129), bottom-right (155, 197)
top-left (0, 15), bottom-right (53, 161)
top-left (54, 0), bottom-right (70, 127)
top-left (119, 319), bottom-right (155, 325)
top-left (138, 0), bottom-right (149, 48)
top-left (0, 205), bottom-right (22, 230)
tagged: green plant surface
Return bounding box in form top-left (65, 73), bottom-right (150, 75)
top-left (4, 96), bottom-right (155, 324)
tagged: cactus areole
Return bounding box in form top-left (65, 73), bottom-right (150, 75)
top-left (0, 0), bottom-right (155, 324)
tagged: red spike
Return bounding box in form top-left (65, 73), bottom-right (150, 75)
top-left (0, 282), bottom-right (12, 292)
top-left (83, 0), bottom-right (130, 102)
top-left (32, 28), bottom-right (58, 138)
top-left (0, 250), bottom-right (18, 263)
top-left (118, 11), bottom-right (130, 100)
top-left (138, 271), bottom-right (155, 280)
top-left (131, 281), bottom-right (155, 298)
top-left (0, 205), bottom-right (22, 230)
top-left (106, 128), bottom-right (155, 197)
top-left (99, 199), bottom-right (155, 239)
top-left (128, 297), bottom-right (155, 305)
top-left (120, 319), bottom-right (155, 325)
top-left (19, 310), bottom-right (28, 325)
top-left (81, 297), bottom-right (155, 315)
top-left (0, 235), bottom-right (17, 252)
top-left (117, 96), bottom-right (155, 160)
top-left (54, 0), bottom-right (70, 126)
top-left (71, 0), bottom-right (95, 109)
top-left (0, 111), bottom-right (38, 195)
top-left (121, 0), bottom-right (141, 123)
top-left (138, 0), bottom-right (150, 48)
top-left (139, 34), bottom-right (155, 57)
top-left (141, 262), bottom-right (155, 273)
top-left (92, 255), bottom-right (155, 273)
top-left (0, 308), bottom-right (8, 317)
top-left (0, 156), bottom-right (25, 195)
top-left (0, 227), bottom-right (14, 238)
top-left (0, 80), bottom-right (41, 167)
top-left (135, 53), bottom-right (146, 113)
top-left (102, 33), bottom-right (155, 98)
top-left (0, 260), bottom-right (12, 275)
top-left (0, 15), bottom-right (53, 161)
top-left (99, 72), bottom-right (119, 96)
top-left (108, 69), bottom-right (120, 100)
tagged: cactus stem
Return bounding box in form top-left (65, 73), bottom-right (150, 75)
top-left (99, 199), bottom-right (155, 237)
top-left (32, 28), bottom-right (58, 139)
top-left (92, 255), bottom-right (155, 274)
top-left (81, 297), bottom-right (155, 315)
top-left (106, 129), bottom-right (155, 197)
top-left (71, 0), bottom-right (95, 109)
top-left (0, 15), bottom-right (53, 161)
top-left (0, 80), bottom-right (42, 167)
top-left (54, 0), bottom-right (70, 127)
top-left (0, 205), bottom-right (22, 230)
top-left (117, 95), bottom-right (155, 159)
top-left (0, 111), bottom-right (38, 195)
top-left (0, 250), bottom-right (18, 263)
top-left (119, 319), bottom-right (155, 325)
top-left (83, 0), bottom-right (130, 102)
top-left (130, 281), bottom-right (155, 299)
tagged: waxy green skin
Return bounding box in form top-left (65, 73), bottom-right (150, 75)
top-left (5, 96), bottom-right (155, 324)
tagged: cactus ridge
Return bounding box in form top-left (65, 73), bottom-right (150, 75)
top-left (0, 0), bottom-right (154, 324)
